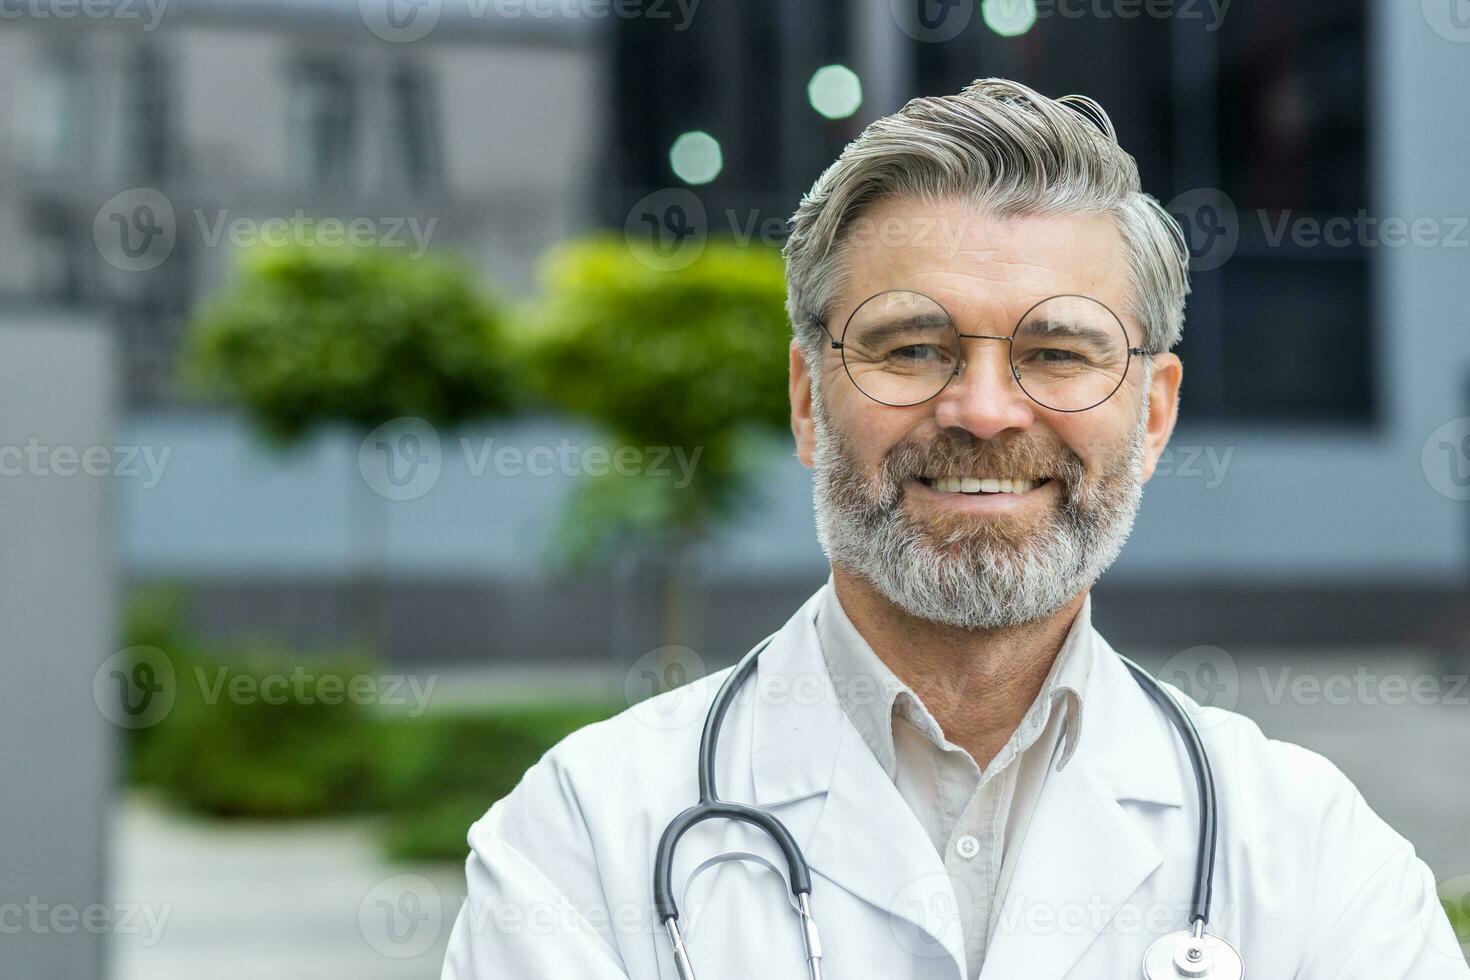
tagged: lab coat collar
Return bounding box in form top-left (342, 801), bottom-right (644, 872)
top-left (749, 581), bottom-right (1187, 979)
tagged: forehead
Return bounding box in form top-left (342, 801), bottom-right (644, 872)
top-left (833, 196), bottom-right (1133, 331)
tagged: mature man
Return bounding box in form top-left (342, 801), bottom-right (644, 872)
top-left (442, 80), bottom-right (1467, 978)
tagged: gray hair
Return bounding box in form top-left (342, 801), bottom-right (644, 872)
top-left (783, 78), bottom-right (1190, 363)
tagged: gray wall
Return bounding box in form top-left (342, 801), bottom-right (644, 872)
top-left (0, 314), bottom-right (116, 980)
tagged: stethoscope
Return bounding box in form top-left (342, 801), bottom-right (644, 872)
top-left (653, 633), bottom-right (1247, 979)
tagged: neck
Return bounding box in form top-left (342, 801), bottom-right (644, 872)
top-left (830, 566), bottom-right (1087, 770)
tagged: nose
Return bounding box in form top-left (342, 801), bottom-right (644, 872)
top-left (930, 336), bottom-right (1037, 439)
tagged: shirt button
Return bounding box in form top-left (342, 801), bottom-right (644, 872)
top-left (955, 834), bottom-right (980, 859)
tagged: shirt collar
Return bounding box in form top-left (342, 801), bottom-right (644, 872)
top-left (814, 574), bottom-right (1093, 779)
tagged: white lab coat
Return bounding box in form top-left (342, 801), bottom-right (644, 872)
top-left (442, 585), bottom-right (1469, 979)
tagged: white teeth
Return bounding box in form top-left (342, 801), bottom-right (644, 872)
top-left (927, 477), bottom-right (1042, 495)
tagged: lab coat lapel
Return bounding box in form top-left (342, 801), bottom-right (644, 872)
top-left (979, 632), bottom-right (1188, 979)
top-left (749, 587), bottom-right (968, 977)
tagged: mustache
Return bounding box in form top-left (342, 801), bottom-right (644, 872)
top-left (879, 431), bottom-right (1086, 489)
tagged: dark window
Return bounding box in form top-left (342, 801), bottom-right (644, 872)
top-left (1193, 1), bottom-right (1373, 424)
top-left (389, 64), bottom-right (443, 191)
top-left (28, 203), bottom-right (87, 303)
top-left (912, 1), bottom-right (1372, 424)
top-left (290, 58), bottom-right (357, 189)
top-left (606, 0), bottom-right (850, 223)
top-left (125, 45), bottom-right (173, 180)
top-left (27, 41), bottom-right (91, 170)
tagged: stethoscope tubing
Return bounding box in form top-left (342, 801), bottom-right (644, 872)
top-left (652, 633), bottom-right (1225, 977)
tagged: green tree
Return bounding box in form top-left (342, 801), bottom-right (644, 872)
top-left (180, 240), bottom-right (517, 647)
top-left (182, 241), bottom-right (515, 442)
top-left (519, 235), bottom-right (792, 646)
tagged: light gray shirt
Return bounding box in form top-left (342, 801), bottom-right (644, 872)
top-left (813, 577), bottom-right (1094, 977)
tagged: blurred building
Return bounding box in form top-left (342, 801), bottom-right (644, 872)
top-left (0, 0), bottom-right (601, 404)
top-left (2, 0), bottom-right (1467, 664)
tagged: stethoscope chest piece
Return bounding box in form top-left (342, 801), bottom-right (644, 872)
top-left (1142, 927), bottom-right (1244, 980)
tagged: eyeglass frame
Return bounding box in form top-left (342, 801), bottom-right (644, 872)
top-left (810, 289), bottom-right (1158, 413)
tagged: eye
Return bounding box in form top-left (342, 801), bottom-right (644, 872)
top-left (888, 343), bottom-right (950, 365)
top-left (1034, 347), bottom-right (1085, 363)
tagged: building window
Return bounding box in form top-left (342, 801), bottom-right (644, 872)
top-left (290, 58), bottom-right (357, 189)
top-left (21, 42), bottom-right (91, 171)
top-left (125, 45), bottom-right (173, 180)
top-left (912, 0), bottom-right (1372, 424)
top-left (389, 64), bottom-right (443, 191)
top-left (28, 203), bottom-right (87, 303)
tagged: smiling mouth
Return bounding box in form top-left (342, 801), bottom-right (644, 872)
top-left (916, 475), bottom-right (1054, 495)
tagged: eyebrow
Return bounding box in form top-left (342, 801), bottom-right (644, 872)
top-left (1014, 317), bottom-right (1120, 349)
top-left (846, 312), bottom-right (954, 347)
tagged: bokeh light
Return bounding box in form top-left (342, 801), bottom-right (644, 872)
top-left (669, 131), bottom-right (723, 185)
top-left (982, 0), bottom-right (1037, 36)
top-left (807, 65), bottom-right (863, 120)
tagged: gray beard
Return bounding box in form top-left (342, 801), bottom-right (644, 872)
top-left (809, 393), bottom-right (1148, 631)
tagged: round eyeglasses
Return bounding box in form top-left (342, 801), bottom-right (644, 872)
top-left (813, 290), bottom-right (1155, 413)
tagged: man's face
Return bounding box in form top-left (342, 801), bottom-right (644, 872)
top-left (789, 197), bottom-right (1182, 630)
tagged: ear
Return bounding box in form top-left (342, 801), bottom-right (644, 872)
top-left (790, 339), bottom-right (817, 469)
top-left (1139, 352), bottom-right (1182, 483)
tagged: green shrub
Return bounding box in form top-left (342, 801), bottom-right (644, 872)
top-left (376, 704), bottom-right (620, 862)
top-left (128, 637), bottom-right (383, 818)
top-left (119, 589), bottom-right (621, 857)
